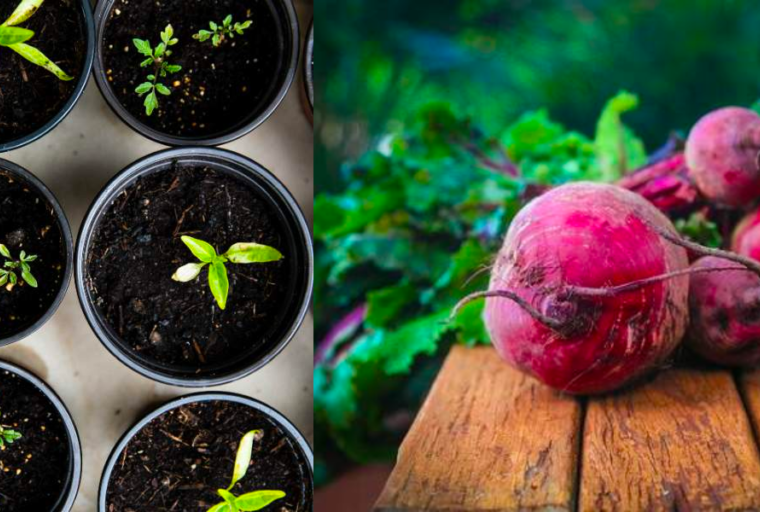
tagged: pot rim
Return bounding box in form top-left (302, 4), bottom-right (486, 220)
top-left (75, 147), bottom-right (314, 387)
top-left (92, 0), bottom-right (300, 147)
top-left (0, 359), bottom-right (83, 512)
top-left (0, 159), bottom-right (74, 347)
top-left (304, 21), bottom-right (314, 111)
top-left (0, 0), bottom-right (95, 153)
top-left (97, 391), bottom-right (314, 511)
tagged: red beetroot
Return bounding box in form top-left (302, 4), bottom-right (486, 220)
top-left (732, 208), bottom-right (760, 261)
top-left (685, 107), bottom-right (760, 207)
top-left (618, 153), bottom-right (700, 214)
top-left (687, 257), bottom-right (760, 366)
top-left (481, 182), bottom-right (690, 394)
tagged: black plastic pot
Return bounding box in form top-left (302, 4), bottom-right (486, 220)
top-left (0, 159), bottom-right (74, 347)
top-left (98, 392), bottom-right (313, 511)
top-left (0, 0), bottom-right (95, 153)
top-left (0, 359), bottom-right (83, 512)
top-left (75, 147), bottom-right (313, 386)
top-left (92, 0), bottom-right (300, 146)
top-left (302, 21), bottom-right (314, 124)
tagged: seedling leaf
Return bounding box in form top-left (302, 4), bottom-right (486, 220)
top-left (172, 262), bottom-right (206, 282)
top-left (3, 0), bottom-right (44, 27)
top-left (208, 503), bottom-right (230, 512)
top-left (217, 489), bottom-right (239, 512)
top-left (227, 430), bottom-right (261, 490)
top-left (225, 243), bottom-right (284, 264)
top-left (156, 83), bottom-right (171, 95)
top-left (0, 26), bottom-right (33, 46)
top-left (235, 491), bottom-right (286, 511)
top-left (133, 38), bottom-right (153, 57)
top-left (208, 261), bottom-right (229, 310)
top-left (181, 236), bottom-right (217, 262)
top-left (9, 42), bottom-right (74, 80)
top-left (135, 82), bottom-right (153, 95)
top-left (21, 268), bottom-right (36, 288)
top-left (144, 90), bottom-right (159, 116)
top-left (0, 245), bottom-right (10, 259)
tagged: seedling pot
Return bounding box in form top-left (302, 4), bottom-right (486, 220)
top-left (0, 0), bottom-right (95, 153)
top-left (0, 159), bottom-right (73, 347)
top-left (302, 21), bottom-right (313, 124)
top-left (76, 147), bottom-right (313, 387)
top-left (93, 0), bottom-right (300, 146)
top-left (0, 359), bottom-right (83, 512)
top-left (98, 392), bottom-right (314, 511)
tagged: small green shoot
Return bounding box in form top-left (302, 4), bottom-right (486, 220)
top-left (0, 0), bottom-right (73, 81)
top-left (194, 15), bottom-right (252, 47)
top-left (0, 244), bottom-right (38, 291)
top-left (206, 430), bottom-right (286, 512)
top-left (172, 236), bottom-right (283, 310)
top-left (133, 24), bottom-right (182, 116)
top-left (0, 412), bottom-right (22, 449)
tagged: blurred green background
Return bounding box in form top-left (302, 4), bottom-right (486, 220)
top-left (316, 0), bottom-right (760, 191)
top-left (314, 0), bottom-right (760, 491)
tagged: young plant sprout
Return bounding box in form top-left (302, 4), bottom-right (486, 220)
top-left (207, 430), bottom-right (286, 512)
top-left (0, 0), bottom-right (73, 81)
top-left (133, 25), bottom-right (182, 116)
top-left (0, 244), bottom-right (38, 291)
top-left (0, 413), bottom-right (22, 449)
top-left (194, 15), bottom-right (253, 47)
top-left (172, 236), bottom-right (283, 310)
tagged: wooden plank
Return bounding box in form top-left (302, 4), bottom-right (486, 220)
top-left (581, 369), bottom-right (760, 511)
top-left (738, 368), bottom-right (760, 443)
top-left (374, 346), bottom-right (583, 511)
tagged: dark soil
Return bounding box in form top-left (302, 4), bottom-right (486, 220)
top-left (0, 0), bottom-right (87, 145)
top-left (0, 172), bottom-right (67, 340)
top-left (86, 164), bottom-right (292, 370)
top-left (102, 0), bottom-right (287, 138)
top-left (0, 369), bottom-right (72, 511)
top-left (106, 400), bottom-right (313, 511)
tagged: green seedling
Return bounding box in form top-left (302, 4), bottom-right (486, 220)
top-left (0, 412), bottom-right (22, 449)
top-left (0, 0), bottom-right (73, 80)
top-left (194, 15), bottom-right (252, 47)
top-left (207, 430), bottom-right (286, 512)
top-left (0, 244), bottom-right (38, 290)
top-left (133, 24), bottom-right (182, 116)
top-left (172, 236), bottom-right (283, 310)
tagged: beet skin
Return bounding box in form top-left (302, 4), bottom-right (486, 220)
top-left (687, 256), bottom-right (760, 367)
top-left (685, 107), bottom-right (760, 207)
top-left (485, 182), bottom-right (689, 394)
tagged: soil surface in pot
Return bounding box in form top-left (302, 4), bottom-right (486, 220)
top-left (0, 0), bottom-right (87, 145)
top-left (102, 0), bottom-right (287, 138)
top-left (86, 163), bottom-right (292, 370)
top-left (0, 171), bottom-right (67, 340)
top-left (106, 400), bottom-right (313, 511)
top-left (0, 369), bottom-right (72, 511)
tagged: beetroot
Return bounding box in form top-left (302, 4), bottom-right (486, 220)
top-left (685, 107), bottom-right (760, 207)
top-left (618, 153), bottom-right (700, 214)
top-left (479, 182), bottom-right (690, 394)
top-left (732, 207), bottom-right (760, 261)
top-left (687, 256), bottom-right (760, 366)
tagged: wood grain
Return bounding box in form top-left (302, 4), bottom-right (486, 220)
top-left (580, 369), bottom-right (760, 511)
top-left (374, 346), bottom-right (583, 512)
top-left (738, 368), bottom-right (760, 447)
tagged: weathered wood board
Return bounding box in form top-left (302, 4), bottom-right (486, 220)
top-left (375, 347), bottom-right (760, 512)
top-left (375, 346), bottom-right (583, 511)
